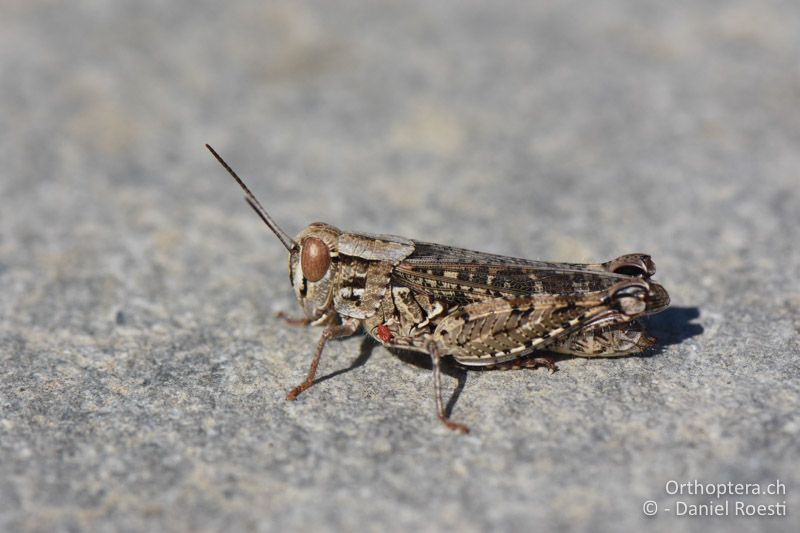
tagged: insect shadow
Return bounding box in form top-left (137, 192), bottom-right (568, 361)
top-left (640, 305), bottom-right (703, 356)
top-left (389, 348), bottom-right (468, 419)
top-left (311, 335), bottom-right (379, 386)
top-left (312, 335), bottom-right (468, 418)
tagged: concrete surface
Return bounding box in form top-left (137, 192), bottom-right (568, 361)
top-left (1, 1), bottom-right (798, 532)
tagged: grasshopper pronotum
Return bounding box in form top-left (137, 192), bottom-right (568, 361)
top-left (208, 145), bottom-right (670, 433)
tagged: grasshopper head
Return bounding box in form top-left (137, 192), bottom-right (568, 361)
top-left (288, 223), bottom-right (342, 323)
top-left (207, 145), bottom-right (341, 323)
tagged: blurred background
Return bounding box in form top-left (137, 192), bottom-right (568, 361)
top-left (1, 1), bottom-right (797, 532)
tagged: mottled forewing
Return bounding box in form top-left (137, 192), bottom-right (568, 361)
top-left (393, 241), bottom-right (630, 304)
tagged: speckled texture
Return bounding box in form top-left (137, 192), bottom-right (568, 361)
top-left (1, 1), bottom-right (798, 532)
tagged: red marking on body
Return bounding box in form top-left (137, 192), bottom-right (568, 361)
top-left (376, 323), bottom-right (393, 343)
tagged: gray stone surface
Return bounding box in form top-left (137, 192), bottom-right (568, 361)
top-left (1, 1), bottom-right (798, 532)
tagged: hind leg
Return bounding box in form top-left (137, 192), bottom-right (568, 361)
top-left (548, 320), bottom-right (655, 357)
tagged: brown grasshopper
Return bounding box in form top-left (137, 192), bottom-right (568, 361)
top-left (207, 145), bottom-right (670, 433)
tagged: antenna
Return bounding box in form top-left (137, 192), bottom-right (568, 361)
top-left (206, 144), bottom-right (298, 251)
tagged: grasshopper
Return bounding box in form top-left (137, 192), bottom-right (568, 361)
top-left (207, 145), bottom-right (670, 433)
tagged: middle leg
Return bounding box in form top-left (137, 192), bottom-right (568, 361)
top-left (427, 341), bottom-right (470, 434)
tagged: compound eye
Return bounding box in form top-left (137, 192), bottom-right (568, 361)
top-left (300, 237), bottom-right (330, 282)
